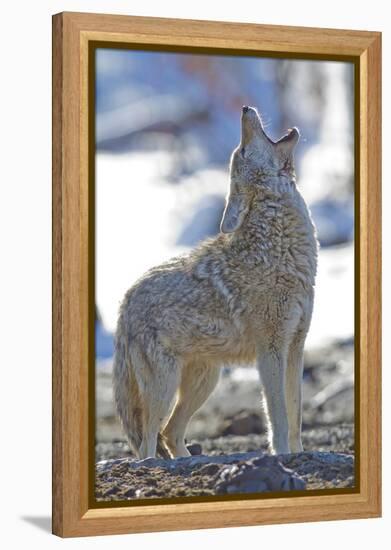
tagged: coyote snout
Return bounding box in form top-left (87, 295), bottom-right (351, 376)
top-left (113, 106), bottom-right (318, 459)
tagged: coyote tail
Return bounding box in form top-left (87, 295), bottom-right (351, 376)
top-left (112, 333), bottom-right (143, 454)
top-left (112, 332), bottom-right (172, 459)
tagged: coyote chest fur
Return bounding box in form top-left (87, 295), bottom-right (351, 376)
top-left (114, 106), bottom-right (318, 459)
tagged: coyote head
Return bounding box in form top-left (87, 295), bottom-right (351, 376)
top-left (221, 106), bottom-right (300, 234)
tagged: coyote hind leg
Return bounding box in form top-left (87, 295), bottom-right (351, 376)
top-left (133, 345), bottom-right (181, 459)
top-left (162, 362), bottom-right (221, 457)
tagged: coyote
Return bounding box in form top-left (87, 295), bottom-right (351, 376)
top-left (113, 106), bottom-right (318, 459)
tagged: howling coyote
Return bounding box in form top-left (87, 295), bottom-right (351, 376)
top-left (113, 106), bottom-right (318, 459)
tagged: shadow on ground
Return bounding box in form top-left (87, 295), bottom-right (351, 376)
top-left (21, 516), bottom-right (52, 534)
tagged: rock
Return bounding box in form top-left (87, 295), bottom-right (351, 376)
top-left (221, 412), bottom-right (264, 436)
top-left (216, 456), bottom-right (306, 494)
top-left (187, 442), bottom-right (203, 455)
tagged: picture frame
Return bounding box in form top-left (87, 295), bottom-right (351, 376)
top-left (52, 11), bottom-right (381, 538)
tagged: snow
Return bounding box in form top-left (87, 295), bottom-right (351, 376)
top-left (95, 152), bottom-right (185, 335)
top-left (307, 242), bottom-right (354, 349)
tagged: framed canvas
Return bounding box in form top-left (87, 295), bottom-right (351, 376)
top-left (52, 12), bottom-right (381, 538)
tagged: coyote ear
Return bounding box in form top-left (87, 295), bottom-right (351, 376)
top-left (220, 193), bottom-right (250, 234)
top-left (276, 127), bottom-right (300, 155)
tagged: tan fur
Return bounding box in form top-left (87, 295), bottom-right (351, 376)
top-left (113, 106), bottom-right (318, 458)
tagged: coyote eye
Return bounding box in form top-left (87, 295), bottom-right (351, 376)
top-left (240, 147), bottom-right (246, 156)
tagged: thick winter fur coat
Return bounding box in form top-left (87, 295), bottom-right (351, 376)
top-left (113, 106), bottom-right (318, 459)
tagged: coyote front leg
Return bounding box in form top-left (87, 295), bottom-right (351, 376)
top-left (257, 348), bottom-right (289, 454)
top-left (286, 328), bottom-right (307, 453)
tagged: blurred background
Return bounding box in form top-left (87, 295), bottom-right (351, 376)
top-left (94, 48), bottom-right (355, 461)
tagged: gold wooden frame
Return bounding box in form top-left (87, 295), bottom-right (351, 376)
top-left (52, 12), bottom-right (381, 537)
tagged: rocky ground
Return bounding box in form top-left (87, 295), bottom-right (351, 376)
top-left (95, 339), bottom-right (355, 501)
top-left (95, 426), bottom-right (354, 502)
top-left (96, 447), bottom-right (354, 502)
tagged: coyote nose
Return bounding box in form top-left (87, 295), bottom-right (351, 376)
top-left (242, 105), bottom-right (249, 113)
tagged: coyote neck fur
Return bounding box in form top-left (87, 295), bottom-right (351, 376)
top-left (208, 181), bottom-right (318, 288)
